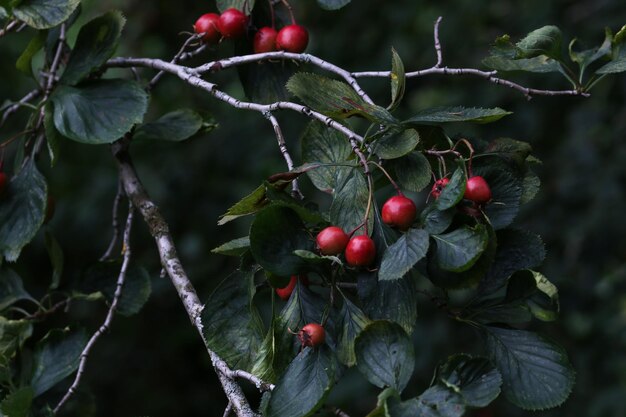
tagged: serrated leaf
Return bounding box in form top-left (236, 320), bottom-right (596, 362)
top-left (201, 270), bottom-right (263, 371)
top-left (61, 11), bottom-right (125, 85)
top-left (482, 55), bottom-right (562, 73)
top-left (0, 267), bottom-right (34, 311)
top-left (568, 28), bottom-right (612, 78)
top-left (0, 317), bottom-right (32, 357)
top-left (483, 326), bottom-right (575, 410)
top-left (597, 47), bottom-right (626, 74)
top-left (330, 168), bottom-right (370, 234)
top-left (31, 328), bottom-right (88, 396)
top-left (316, 0), bottom-right (350, 10)
top-left (435, 354), bottom-right (502, 407)
top-left (249, 206), bottom-right (314, 277)
top-left (337, 295), bottom-right (371, 366)
top-left (372, 129), bottom-right (419, 160)
top-left (1, 386), bottom-right (33, 417)
top-left (0, 160), bottom-right (47, 262)
top-left (238, 59), bottom-right (295, 104)
top-left (393, 151), bottom-right (431, 193)
top-left (378, 229), bottom-right (429, 281)
top-left (211, 236), bottom-right (250, 256)
top-left (44, 229), bottom-right (64, 289)
top-left (355, 321), bottom-right (415, 392)
top-left (13, 0), bottom-right (80, 29)
top-left (404, 106), bottom-right (511, 125)
top-left (421, 204), bottom-right (454, 235)
top-left (388, 386), bottom-right (465, 417)
top-left (436, 168), bottom-right (466, 210)
top-left (433, 225), bottom-right (489, 272)
top-left (218, 184), bottom-right (267, 225)
top-left (50, 79), bottom-right (148, 144)
top-left (516, 25), bottom-right (563, 60)
top-left (473, 160), bottom-right (522, 229)
top-left (16, 29), bottom-right (46, 77)
top-left (134, 109), bottom-right (204, 142)
top-left (301, 121), bottom-right (353, 193)
top-left (216, 0), bottom-right (254, 13)
top-left (250, 319), bottom-right (278, 383)
top-left (266, 346), bottom-right (337, 417)
top-left (389, 48), bottom-right (405, 111)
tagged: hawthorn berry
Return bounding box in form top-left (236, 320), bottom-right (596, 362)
top-left (298, 323), bottom-right (325, 348)
top-left (316, 226), bottom-right (350, 255)
top-left (194, 13), bottom-right (221, 44)
top-left (275, 275), bottom-right (309, 300)
top-left (464, 176), bottom-right (492, 204)
top-left (0, 171), bottom-right (7, 197)
top-left (218, 8), bottom-right (248, 39)
top-left (430, 177), bottom-right (450, 199)
top-left (276, 24), bottom-right (309, 53)
top-left (345, 235), bottom-right (376, 267)
top-left (382, 195), bottom-right (416, 230)
top-left (253, 27), bottom-right (278, 53)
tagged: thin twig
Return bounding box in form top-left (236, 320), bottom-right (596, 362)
top-left (0, 20), bottom-right (18, 37)
top-left (148, 34), bottom-right (202, 91)
top-left (46, 24), bottom-right (67, 94)
top-left (24, 298), bottom-right (70, 321)
top-left (53, 203), bottom-right (135, 414)
top-left (100, 179), bottom-right (125, 261)
top-left (264, 112), bottom-right (302, 199)
top-left (223, 402), bottom-right (233, 417)
top-left (433, 16), bottom-right (443, 67)
top-left (222, 369), bottom-right (275, 392)
top-left (0, 90), bottom-right (41, 128)
top-left (326, 405), bottom-right (351, 417)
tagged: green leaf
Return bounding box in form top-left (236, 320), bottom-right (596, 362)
top-left (483, 326), bottom-right (575, 410)
top-left (436, 168), bottom-right (466, 210)
top-left (216, 0), bottom-right (254, 13)
top-left (473, 160), bottom-right (522, 229)
top-left (13, 0), bottom-right (80, 29)
top-left (134, 109), bottom-right (204, 142)
top-left (421, 204), bottom-right (454, 235)
top-left (0, 160), bottom-right (47, 262)
top-left (432, 225), bottom-right (489, 272)
top-left (389, 48), bottom-right (405, 111)
top-left (287, 72), bottom-right (396, 124)
top-left (355, 321), bottom-right (415, 392)
top-left (249, 206), bottom-right (314, 277)
top-left (266, 346), bottom-right (337, 417)
top-left (316, 0), bottom-right (350, 10)
top-left (16, 29), bottom-right (46, 77)
top-left (597, 47), bottom-right (626, 74)
top-left (238, 59), bottom-right (295, 104)
top-left (378, 229), bottom-right (429, 281)
top-left (435, 354), bottom-right (502, 407)
top-left (31, 328), bottom-right (88, 397)
top-left (50, 79), bottom-right (149, 144)
top-left (330, 168), bottom-right (370, 234)
top-left (372, 129), bottom-right (419, 160)
top-left (61, 11), bottom-right (125, 85)
top-left (1, 386), bottom-right (34, 417)
top-left (43, 103), bottom-right (62, 166)
top-left (211, 236), bottom-right (250, 256)
top-left (337, 295), bottom-right (371, 366)
top-left (569, 28), bottom-right (613, 77)
top-left (202, 270), bottom-right (263, 371)
top-left (404, 106), bottom-right (512, 125)
top-left (79, 261), bottom-right (152, 316)
top-left (0, 318), bottom-right (32, 357)
top-left (482, 55), bottom-right (561, 73)
top-left (301, 121), bottom-right (353, 193)
top-left (44, 229), bottom-right (64, 289)
top-left (0, 267), bottom-right (34, 311)
top-left (218, 184), bottom-right (267, 225)
top-left (516, 25), bottom-right (563, 60)
top-left (388, 386), bottom-right (465, 417)
top-left (393, 151), bottom-right (431, 193)
top-left (250, 319), bottom-right (278, 383)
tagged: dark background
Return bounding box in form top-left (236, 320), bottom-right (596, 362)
top-left (1, 0), bottom-right (626, 416)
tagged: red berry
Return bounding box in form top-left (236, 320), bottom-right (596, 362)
top-left (298, 323), bottom-right (325, 348)
top-left (430, 177), bottom-right (450, 199)
top-left (316, 226), bottom-right (350, 255)
top-left (194, 13), bottom-right (221, 43)
top-left (381, 195), bottom-right (416, 230)
top-left (0, 172), bottom-right (7, 197)
top-left (218, 8), bottom-right (248, 39)
top-left (275, 275), bottom-right (309, 301)
top-left (276, 24), bottom-right (309, 53)
top-left (345, 235), bottom-right (376, 267)
top-left (464, 176), bottom-right (492, 204)
top-left (253, 27), bottom-right (278, 53)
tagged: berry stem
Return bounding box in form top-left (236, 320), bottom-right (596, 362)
top-left (0, 129), bottom-right (34, 149)
top-left (363, 174), bottom-right (374, 235)
top-left (279, 0), bottom-right (297, 25)
top-left (453, 138), bottom-right (475, 177)
top-left (368, 161), bottom-right (402, 194)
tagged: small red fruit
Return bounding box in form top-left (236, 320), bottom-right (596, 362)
top-left (430, 177), bottom-right (450, 199)
top-left (345, 235), bottom-right (376, 267)
top-left (381, 195), bottom-right (416, 230)
top-left (275, 275), bottom-right (309, 301)
top-left (464, 176), bottom-right (492, 204)
top-left (0, 172), bottom-right (7, 197)
top-left (316, 226), bottom-right (350, 255)
top-left (194, 13), bottom-right (221, 43)
top-left (253, 27), bottom-right (278, 53)
top-left (218, 8), bottom-right (248, 39)
top-left (276, 24), bottom-right (309, 53)
top-left (298, 323), bottom-right (325, 348)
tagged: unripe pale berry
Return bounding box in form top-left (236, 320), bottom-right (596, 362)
top-left (345, 235), bottom-right (376, 267)
top-left (218, 8), bottom-right (248, 39)
top-left (253, 27), bottom-right (278, 53)
top-left (298, 323), bottom-right (325, 347)
top-left (464, 176), bottom-right (492, 203)
top-left (316, 226), bottom-right (349, 255)
top-left (276, 24), bottom-right (309, 53)
top-left (194, 13), bottom-right (221, 44)
top-left (381, 195), bottom-right (416, 230)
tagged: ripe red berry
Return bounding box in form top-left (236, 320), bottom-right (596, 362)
top-left (218, 8), bottom-right (248, 39)
top-left (275, 275), bottom-right (309, 301)
top-left (430, 177), bottom-right (450, 199)
top-left (298, 323), bottom-right (325, 348)
top-left (276, 24), bottom-right (309, 53)
top-left (316, 226), bottom-right (350, 255)
top-left (464, 176), bottom-right (492, 204)
top-left (345, 235), bottom-right (376, 267)
top-left (194, 13), bottom-right (221, 43)
top-left (381, 195), bottom-right (416, 230)
top-left (0, 172), bottom-right (7, 197)
top-left (253, 27), bottom-right (278, 53)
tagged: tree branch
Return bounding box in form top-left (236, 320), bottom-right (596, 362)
top-left (264, 112), bottom-right (303, 199)
top-left (0, 89), bottom-right (41, 128)
top-left (100, 179), bottom-right (125, 261)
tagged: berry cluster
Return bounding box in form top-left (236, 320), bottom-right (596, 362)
top-left (193, 8), bottom-right (309, 54)
top-left (430, 175), bottom-right (492, 204)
